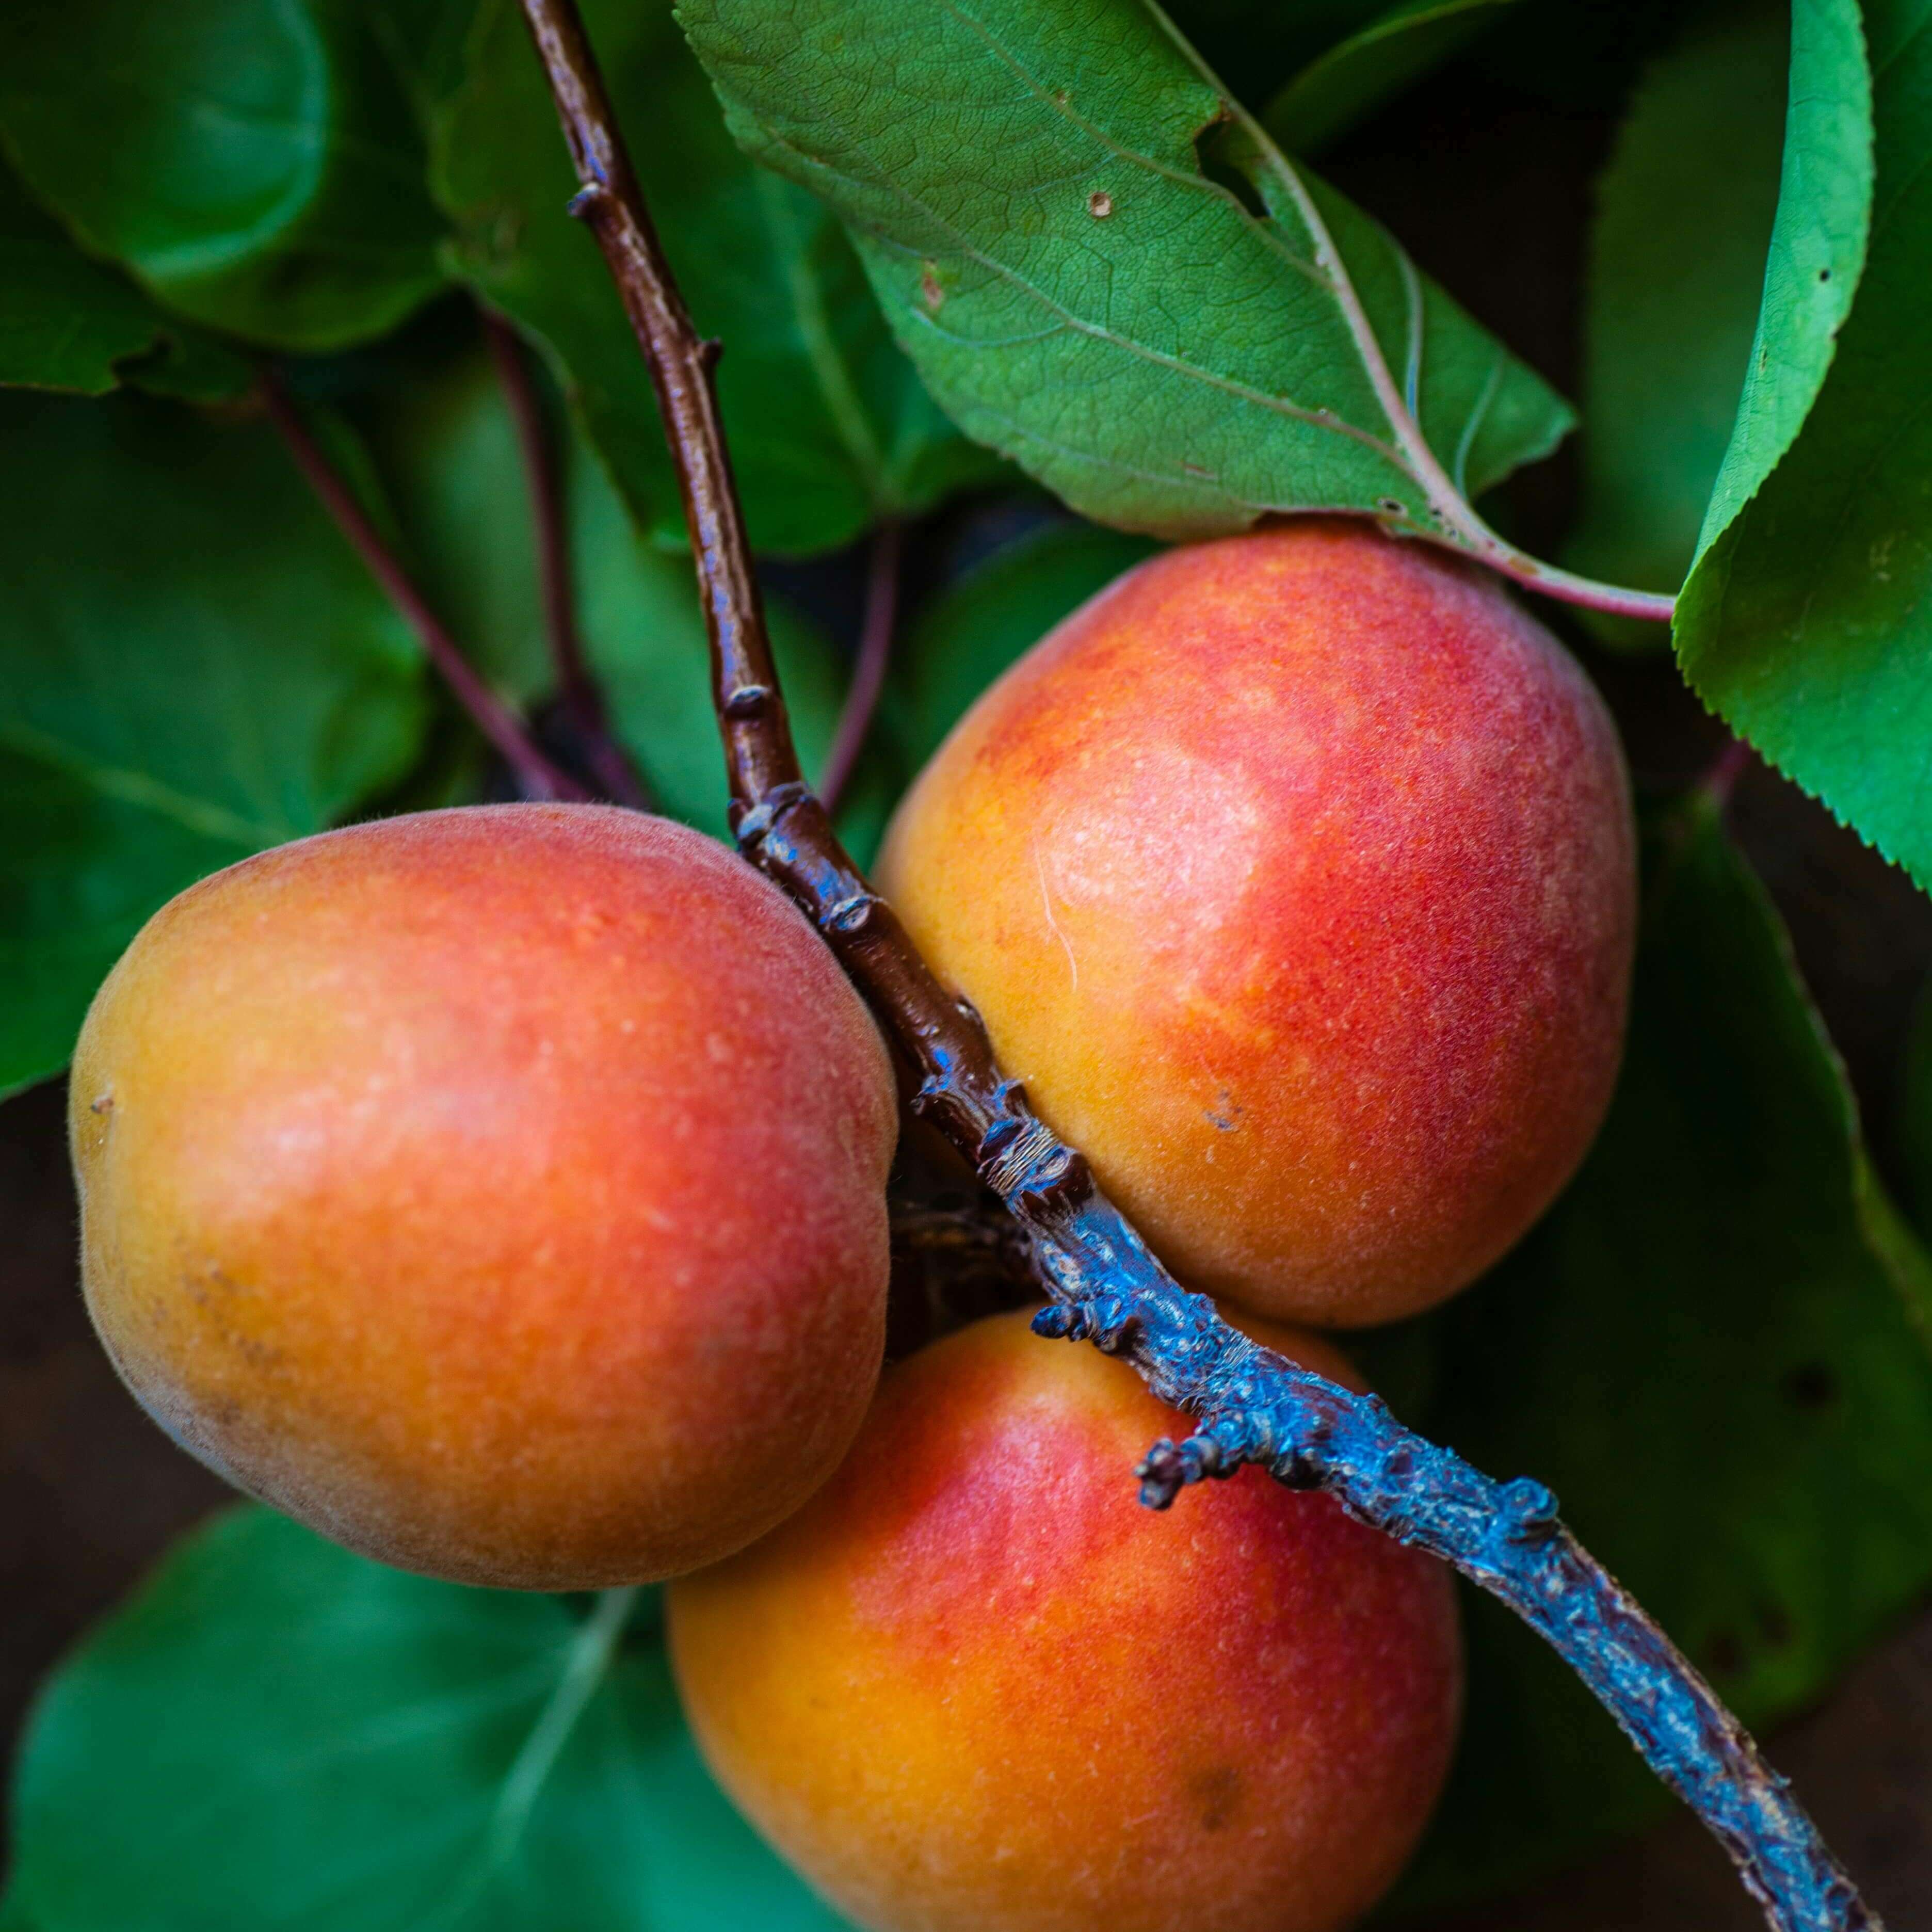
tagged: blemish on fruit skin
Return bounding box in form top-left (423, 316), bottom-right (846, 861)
top-left (1190, 1764), bottom-right (1243, 1831)
top-left (90, 1089), bottom-right (114, 1116)
top-left (1087, 189), bottom-right (1114, 219)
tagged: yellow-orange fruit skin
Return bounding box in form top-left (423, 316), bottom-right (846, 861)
top-left (69, 804), bottom-right (897, 1590)
top-left (669, 1309), bottom-right (1462, 1932)
top-left (876, 523), bottom-right (1636, 1326)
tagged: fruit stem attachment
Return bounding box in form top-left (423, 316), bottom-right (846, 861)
top-left (261, 368), bottom-right (590, 806)
top-left (818, 518), bottom-right (903, 816)
top-left (480, 308), bottom-right (652, 810)
top-left (515, 6), bottom-right (1876, 1926)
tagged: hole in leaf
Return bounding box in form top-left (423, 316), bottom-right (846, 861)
top-left (1194, 115), bottom-right (1269, 222)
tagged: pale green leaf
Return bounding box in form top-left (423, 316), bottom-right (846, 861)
top-left (678, 0), bottom-right (1575, 551)
top-left (8, 1510), bottom-right (855, 1931)
top-left (1675, 0), bottom-right (1932, 888)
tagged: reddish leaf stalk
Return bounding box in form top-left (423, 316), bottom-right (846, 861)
top-left (262, 371), bottom-right (588, 805)
top-left (480, 308), bottom-right (652, 809)
top-left (514, 5), bottom-right (1878, 1927)
top-left (818, 518), bottom-right (903, 815)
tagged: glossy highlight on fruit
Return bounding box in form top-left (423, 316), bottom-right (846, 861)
top-left (878, 522), bottom-right (1636, 1326)
top-left (669, 1308), bottom-right (1462, 1932)
top-left (69, 804), bottom-right (897, 1589)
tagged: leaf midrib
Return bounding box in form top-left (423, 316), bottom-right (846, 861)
top-left (0, 719), bottom-right (285, 848)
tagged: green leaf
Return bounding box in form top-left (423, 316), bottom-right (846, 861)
top-left (1674, 0), bottom-right (1932, 888)
top-left (1263, 0), bottom-right (1523, 157)
top-left (1692, 0), bottom-right (1874, 555)
top-left (0, 1), bottom-right (462, 352)
top-left (0, 392), bottom-right (427, 1097)
top-left (1562, 0), bottom-right (1790, 622)
top-left (430, 0), bottom-right (995, 557)
top-left (358, 341), bottom-right (900, 858)
top-left (678, 0), bottom-right (1575, 548)
top-left (1375, 797), bottom-right (1932, 1911)
top-left (0, 154), bottom-right (227, 397)
top-left (888, 519), bottom-right (1158, 771)
top-left (7, 1508), bottom-right (855, 1932)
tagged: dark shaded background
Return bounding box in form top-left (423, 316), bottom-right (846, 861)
top-left (7, 29), bottom-right (1931, 1928)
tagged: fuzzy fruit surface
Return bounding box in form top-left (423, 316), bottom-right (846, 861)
top-left (69, 804), bottom-right (897, 1589)
top-left (877, 523), bottom-right (1636, 1326)
top-left (669, 1308), bottom-right (1462, 1932)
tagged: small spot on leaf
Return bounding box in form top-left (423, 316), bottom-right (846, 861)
top-left (1088, 189), bottom-right (1113, 219)
top-left (920, 261), bottom-right (945, 311)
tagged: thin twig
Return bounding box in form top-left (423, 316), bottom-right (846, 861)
top-left (481, 308), bottom-right (651, 809)
top-left (514, 6), bottom-right (1876, 1927)
top-left (818, 519), bottom-right (903, 815)
top-left (262, 370), bottom-right (589, 805)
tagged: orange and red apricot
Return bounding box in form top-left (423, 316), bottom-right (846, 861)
top-left (70, 804), bottom-right (897, 1588)
top-left (670, 1307), bottom-right (1462, 1932)
top-left (878, 523), bottom-right (1636, 1325)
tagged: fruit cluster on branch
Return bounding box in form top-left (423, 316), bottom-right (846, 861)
top-left (512, 4), bottom-right (1881, 1928)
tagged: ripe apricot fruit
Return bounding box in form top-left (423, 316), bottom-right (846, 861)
top-left (69, 804), bottom-right (896, 1589)
top-left (878, 522), bottom-right (1635, 1326)
top-left (670, 1308), bottom-right (1461, 1932)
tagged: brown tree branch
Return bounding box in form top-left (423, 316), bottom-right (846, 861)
top-left (818, 518), bottom-right (903, 815)
top-left (513, 6), bottom-right (1879, 1927)
top-left (480, 307), bottom-right (652, 809)
top-left (262, 369), bottom-right (589, 806)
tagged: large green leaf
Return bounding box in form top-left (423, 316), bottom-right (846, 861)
top-left (1373, 797), bottom-right (1932, 1911)
top-left (358, 342), bottom-right (901, 858)
top-left (6, 1508), bottom-right (855, 1932)
top-left (0, 1), bottom-right (466, 351)
top-left (678, 0), bottom-right (1574, 546)
top-left (1675, 0), bottom-right (1932, 888)
top-left (430, 0), bottom-right (994, 557)
top-left (0, 392), bottom-right (427, 1097)
top-left (1563, 0), bottom-right (1789, 620)
top-left (0, 154), bottom-right (233, 398)
top-left (1263, 0), bottom-right (1523, 156)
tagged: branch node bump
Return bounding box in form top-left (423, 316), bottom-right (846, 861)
top-left (731, 780), bottom-right (811, 853)
top-left (1501, 1476), bottom-right (1562, 1543)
